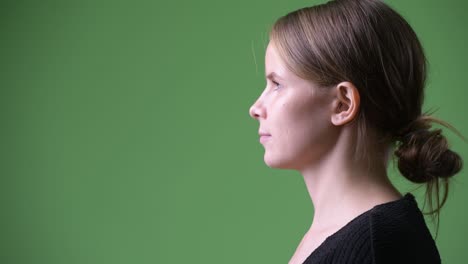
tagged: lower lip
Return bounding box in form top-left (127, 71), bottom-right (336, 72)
top-left (260, 135), bottom-right (271, 144)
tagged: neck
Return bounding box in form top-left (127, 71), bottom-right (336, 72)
top-left (299, 130), bottom-right (401, 233)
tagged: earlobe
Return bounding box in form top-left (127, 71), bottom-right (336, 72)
top-left (331, 82), bottom-right (360, 126)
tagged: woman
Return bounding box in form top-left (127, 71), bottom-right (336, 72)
top-left (248, 0), bottom-right (463, 263)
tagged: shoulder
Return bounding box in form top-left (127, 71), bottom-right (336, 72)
top-left (369, 193), bottom-right (441, 264)
top-left (303, 212), bottom-right (374, 263)
top-left (303, 193), bottom-right (442, 264)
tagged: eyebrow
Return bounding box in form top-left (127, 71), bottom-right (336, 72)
top-left (266, 72), bottom-right (284, 80)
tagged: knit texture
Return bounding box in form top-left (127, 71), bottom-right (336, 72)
top-left (302, 193), bottom-right (441, 264)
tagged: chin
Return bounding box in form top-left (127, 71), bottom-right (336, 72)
top-left (263, 155), bottom-right (297, 170)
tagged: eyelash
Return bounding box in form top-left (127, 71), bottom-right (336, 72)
top-left (272, 80), bottom-right (282, 90)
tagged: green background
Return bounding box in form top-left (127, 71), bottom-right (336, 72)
top-left (1, 0), bottom-right (466, 263)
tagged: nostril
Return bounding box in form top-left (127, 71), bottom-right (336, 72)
top-left (249, 99), bottom-right (266, 119)
top-left (249, 106), bottom-right (257, 118)
top-left (250, 108), bottom-right (260, 119)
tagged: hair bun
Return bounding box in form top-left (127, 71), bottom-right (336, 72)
top-left (395, 127), bottom-right (463, 183)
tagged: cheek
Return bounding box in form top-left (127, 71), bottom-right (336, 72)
top-left (280, 100), bottom-right (333, 150)
top-left (264, 98), bottom-right (335, 169)
top-left (282, 97), bottom-right (330, 130)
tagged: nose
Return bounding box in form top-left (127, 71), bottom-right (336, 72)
top-left (249, 96), bottom-right (266, 120)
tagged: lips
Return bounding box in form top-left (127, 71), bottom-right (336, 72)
top-left (258, 131), bottom-right (271, 144)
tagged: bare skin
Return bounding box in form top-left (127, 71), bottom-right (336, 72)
top-left (249, 42), bottom-right (402, 264)
top-left (289, 163), bottom-right (401, 264)
top-left (289, 111), bottom-right (402, 264)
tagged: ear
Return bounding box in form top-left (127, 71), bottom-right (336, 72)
top-left (331, 82), bottom-right (360, 126)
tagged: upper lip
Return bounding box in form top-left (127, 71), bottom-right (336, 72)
top-left (259, 131), bottom-right (271, 136)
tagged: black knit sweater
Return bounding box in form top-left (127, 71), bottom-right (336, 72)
top-left (302, 193), bottom-right (441, 264)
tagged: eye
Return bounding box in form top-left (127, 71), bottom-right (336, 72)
top-left (272, 80), bottom-right (282, 90)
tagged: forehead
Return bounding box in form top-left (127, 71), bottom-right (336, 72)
top-left (265, 42), bottom-right (287, 76)
top-left (264, 42), bottom-right (326, 93)
top-left (265, 42), bottom-right (302, 83)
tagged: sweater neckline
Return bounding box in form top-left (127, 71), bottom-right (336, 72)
top-left (303, 192), bottom-right (415, 262)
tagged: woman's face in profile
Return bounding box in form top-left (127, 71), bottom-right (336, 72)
top-left (249, 41), bottom-right (337, 170)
